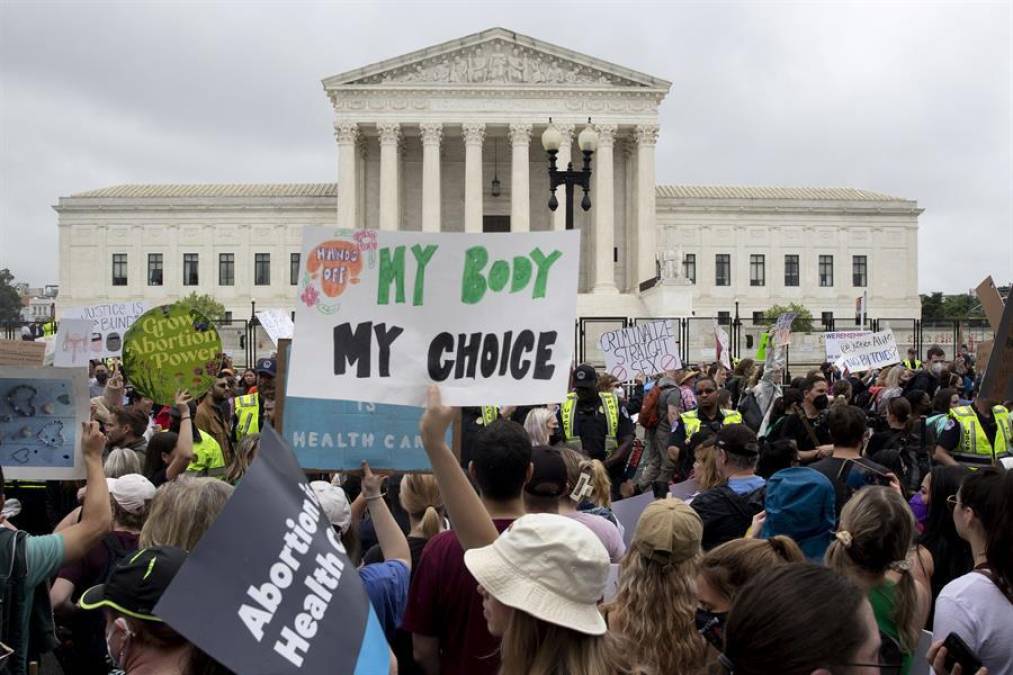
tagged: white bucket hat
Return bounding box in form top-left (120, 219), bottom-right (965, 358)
top-left (463, 513), bottom-right (610, 635)
top-left (310, 481), bottom-right (352, 534)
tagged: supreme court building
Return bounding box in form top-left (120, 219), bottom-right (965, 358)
top-left (55, 27), bottom-right (922, 325)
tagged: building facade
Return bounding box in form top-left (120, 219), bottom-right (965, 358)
top-left (54, 27), bottom-right (921, 322)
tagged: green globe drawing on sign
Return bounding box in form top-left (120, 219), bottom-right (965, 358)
top-left (122, 304), bottom-right (224, 405)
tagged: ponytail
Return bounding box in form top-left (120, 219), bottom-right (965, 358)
top-left (579, 459), bottom-right (612, 508)
top-left (766, 535), bottom-right (804, 563)
top-left (400, 474), bottom-right (444, 541)
top-left (891, 563), bottom-right (921, 652)
top-left (419, 505), bottom-right (442, 540)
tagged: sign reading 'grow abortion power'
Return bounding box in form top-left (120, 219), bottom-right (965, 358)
top-left (288, 228), bottom-right (579, 407)
top-left (122, 304), bottom-right (223, 405)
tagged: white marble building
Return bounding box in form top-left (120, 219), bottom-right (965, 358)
top-left (54, 27), bottom-right (921, 322)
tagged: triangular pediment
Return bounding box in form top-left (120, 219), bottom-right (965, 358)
top-left (323, 27), bottom-right (670, 90)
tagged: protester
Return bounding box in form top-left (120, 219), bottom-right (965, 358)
top-left (523, 407), bottom-right (559, 446)
top-left (551, 449), bottom-right (625, 562)
top-left (826, 486), bottom-right (929, 673)
top-left (909, 345), bottom-right (945, 395)
top-left (926, 387), bottom-right (960, 439)
top-left (602, 498), bottom-right (708, 674)
top-left (756, 467), bottom-right (836, 562)
top-left (726, 358), bottom-right (755, 408)
top-left (558, 447), bottom-right (623, 529)
top-left (194, 376), bottom-right (234, 463)
top-left (809, 405), bottom-right (893, 517)
top-left (867, 396), bottom-right (914, 456)
top-left (774, 374), bottom-right (834, 463)
top-left (223, 432), bottom-right (260, 485)
top-left (669, 376), bottom-right (744, 481)
top-left (237, 368), bottom-right (257, 395)
top-left (142, 392), bottom-right (195, 486)
top-left (690, 425), bottom-right (765, 550)
top-left (139, 477), bottom-right (233, 552)
top-left (932, 467), bottom-right (1013, 672)
top-left (913, 465), bottom-right (972, 625)
top-left (874, 365), bottom-right (907, 415)
top-left (634, 370), bottom-right (681, 490)
top-left (831, 378), bottom-right (853, 407)
top-left (755, 439), bottom-right (798, 479)
top-left (689, 433), bottom-right (723, 491)
top-left (104, 446), bottom-right (142, 478)
top-left (89, 362), bottom-right (110, 398)
top-left (105, 406), bottom-right (150, 461)
top-left (168, 401), bottom-right (226, 479)
top-left (932, 394), bottom-right (1011, 467)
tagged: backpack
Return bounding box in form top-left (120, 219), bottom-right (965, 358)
top-left (638, 384), bottom-right (672, 431)
top-left (695, 485), bottom-right (766, 550)
top-left (874, 421), bottom-right (931, 493)
top-left (737, 391), bottom-right (764, 432)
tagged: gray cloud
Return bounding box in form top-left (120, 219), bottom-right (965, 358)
top-left (2, 1), bottom-right (1009, 293)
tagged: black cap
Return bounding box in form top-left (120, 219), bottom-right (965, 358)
top-left (524, 446), bottom-right (569, 498)
top-left (78, 546), bottom-right (187, 621)
top-left (572, 364), bottom-right (598, 390)
top-left (255, 357), bottom-right (276, 377)
top-left (716, 425), bottom-right (760, 456)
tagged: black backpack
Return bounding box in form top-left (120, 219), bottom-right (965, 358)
top-left (871, 420), bottom-right (931, 494)
top-left (695, 485), bottom-right (766, 550)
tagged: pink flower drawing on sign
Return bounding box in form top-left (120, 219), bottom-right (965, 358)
top-left (300, 284), bottom-right (319, 308)
top-left (353, 230), bottom-right (378, 267)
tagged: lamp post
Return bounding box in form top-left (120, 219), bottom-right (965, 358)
top-left (542, 118), bottom-right (598, 230)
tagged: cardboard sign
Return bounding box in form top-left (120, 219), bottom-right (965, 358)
top-left (256, 309), bottom-right (295, 346)
top-left (979, 287), bottom-right (1012, 401)
top-left (62, 301), bottom-right (149, 358)
top-left (975, 276), bottom-right (1005, 329)
top-left (714, 320), bottom-right (731, 370)
top-left (599, 320), bottom-right (681, 381)
top-left (975, 339), bottom-right (994, 376)
top-left (612, 491), bottom-right (656, 549)
top-left (0, 340), bottom-right (46, 366)
top-left (122, 304), bottom-right (223, 405)
top-left (824, 331), bottom-right (873, 363)
top-left (54, 319), bottom-right (96, 368)
top-left (0, 366), bottom-right (88, 479)
top-left (288, 228), bottom-right (579, 407)
top-left (832, 330), bottom-right (901, 373)
top-left (155, 426), bottom-right (390, 674)
top-left (774, 312), bottom-right (797, 346)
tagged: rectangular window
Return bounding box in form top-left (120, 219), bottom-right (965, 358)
top-left (819, 255), bottom-right (834, 287)
top-left (219, 253), bottom-right (235, 286)
top-left (752, 311), bottom-right (765, 325)
top-left (749, 254), bottom-right (765, 287)
top-left (111, 254), bottom-right (128, 286)
top-left (255, 253), bottom-right (271, 286)
top-left (852, 255), bottom-right (868, 287)
top-left (717, 311), bottom-right (731, 325)
top-left (183, 254), bottom-right (199, 286)
top-left (715, 254), bottom-right (731, 287)
top-left (290, 253), bottom-right (300, 286)
top-left (147, 253), bottom-right (163, 286)
top-left (822, 311), bottom-right (834, 327)
top-left (784, 254), bottom-right (800, 287)
top-left (683, 254), bottom-right (696, 284)
top-left (224, 311), bottom-right (233, 323)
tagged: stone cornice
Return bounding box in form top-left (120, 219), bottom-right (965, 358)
top-left (53, 196), bottom-right (336, 214)
top-left (656, 201), bottom-right (924, 217)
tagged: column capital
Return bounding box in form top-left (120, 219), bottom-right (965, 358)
top-left (556, 122), bottom-right (576, 142)
top-left (594, 123), bottom-right (618, 148)
top-left (635, 124), bottom-right (660, 146)
top-left (419, 122), bottom-right (443, 146)
top-left (508, 122), bottom-right (533, 146)
top-left (462, 122), bottom-right (486, 146)
top-left (333, 121), bottom-right (359, 144)
top-left (377, 121), bottom-right (401, 145)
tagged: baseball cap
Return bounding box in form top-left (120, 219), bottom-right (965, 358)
top-left (255, 357), bottom-right (276, 377)
top-left (631, 497), bottom-right (702, 566)
top-left (463, 513), bottom-right (609, 635)
top-left (524, 446), bottom-right (568, 498)
top-left (78, 546), bottom-right (187, 621)
top-left (107, 474), bottom-right (156, 514)
top-left (310, 481), bottom-right (352, 533)
top-left (572, 364), bottom-right (598, 389)
top-left (716, 425), bottom-right (760, 456)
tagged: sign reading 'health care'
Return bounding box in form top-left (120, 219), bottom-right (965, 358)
top-left (288, 229), bottom-right (579, 407)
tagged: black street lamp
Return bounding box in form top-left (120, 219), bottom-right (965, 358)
top-left (542, 118), bottom-right (599, 230)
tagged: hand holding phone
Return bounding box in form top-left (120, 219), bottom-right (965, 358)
top-left (941, 633), bottom-right (984, 674)
top-left (838, 458), bottom-right (892, 493)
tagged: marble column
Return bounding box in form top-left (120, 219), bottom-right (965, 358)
top-left (592, 124), bottom-right (618, 293)
top-left (635, 125), bottom-right (660, 289)
top-left (462, 123), bottom-right (486, 233)
top-left (377, 122), bottom-right (401, 231)
top-left (420, 123), bottom-right (443, 232)
top-left (334, 121), bottom-right (359, 228)
top-left (551, 123), bottom-right (575, 232)
top-left (508, 123), bottom-right (532, 232)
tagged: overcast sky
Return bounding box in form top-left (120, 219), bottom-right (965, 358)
top-left (1, 1), bottom-right (1009, 293)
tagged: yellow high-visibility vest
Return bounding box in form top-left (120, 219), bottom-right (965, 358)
top-left (681, 409), bottom-right (743, 441)
top-left (235, 393), bottom-right (260, 438)
top-left (561, 392), bottom-right (620, 454)
top-left (948, 405), bottom-right (1011, 467)
top-left (186, 429), bottom-right (227, 479)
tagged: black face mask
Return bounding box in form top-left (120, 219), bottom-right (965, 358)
top-left (695, 607), bottom-right (728, 650)
top-left (95, 372), bottom-right (108, 385)
top-left (812, 394), bottom-right (829, 411)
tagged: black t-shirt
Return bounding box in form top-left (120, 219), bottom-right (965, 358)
top-left (937, 407), bottom-right (998, 453)
top-left (810, 456), bottom-right (891, 518)
top-left (362, 535), bottom-right (430, 573)
top-left (866, 428), bottom-right (905, 456)
top-left (779, 411), bottom-right (831, 452)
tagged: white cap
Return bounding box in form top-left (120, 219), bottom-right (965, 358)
top-left (106, 474), bottom-right (156, 514)
top-left (310, 481), bottom-right (352, 533)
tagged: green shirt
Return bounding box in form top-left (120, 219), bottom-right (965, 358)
top-left (868, 580), bottom-right (912, 675)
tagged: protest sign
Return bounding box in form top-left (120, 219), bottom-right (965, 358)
top-left (0, 366), bottom-right (88, 479)
top-left (54, 318), bottom-right (96, 368)
top-left (612, 491), bottom-right (656, 549)
top-left (256, 309), bottom-right (295, 346)
top-left (979, 286), bottom-right (1012, 401)
top-left (122, 304), bottom-right (223, 405)
top-left (975, 276), bottom-right (1005, 329)
top-left (833, 330), bottom-right (901, 373)
top-left (155, 426), bottom-right (390, 674)
top-left (598, 320), bottom-right (680, 381)
top-left (755, 332), bottom-right (770, 362)
top-left (288, 228), bottom-right (579, 407)
top-left (0, 340), bottom-right (45, 366)
top-left (774, 312), bottom-right (797, 346)
top-left (713, 320), bottom-right (731, 370)
top-left (824, 331), bottom-right (873, 363)
top-left (62, 301), bottom-right (148, 358)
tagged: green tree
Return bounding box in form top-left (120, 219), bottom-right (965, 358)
top-left (920, 292), bottom-right (944, 320)
top-left (177, 292), bottom-right (227, 323)
top-left (0, 268), bottom-right (24, 324)
top-left (761, 303), bottom-right (815, 332)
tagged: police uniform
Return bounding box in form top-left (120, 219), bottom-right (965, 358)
top-left (669, 408), bottom-right (744, 480)
top-left (902, 358), bottom-right (923, 370)
top-left (936, 404), bottom-right (1011, 467)
top-left (557, 365), bottom-right (634, 463)
top-left (185, 429), bottom-right (227, 478)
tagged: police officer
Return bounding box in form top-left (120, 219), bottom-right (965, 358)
top-left (233, 357), bottom-right (275, 439)
top-left (902, 348), bottom-right (923, 371)
top-left (933, 395), bottom-right (1011, 467)
top-left (668, 376), bottom-right (743, 481)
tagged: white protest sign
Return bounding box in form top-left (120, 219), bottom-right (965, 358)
top-left (255, 309), bottom-right (294, 345)
top-left (833, 330), bottom-right (901, 373)
top-left (599, 321), bottom-right (681, 381)
top-left (62, 301), bottom-right (149, 358)
top-left (288, 228), bottom-right (579, 407)
top-left (714, 320), bottom-right (731, 370)
top-left (824, 331), bottom-right (873, 363)
top-left (774, 312), bottom-right (797, 346)
top-left (54, 318), bottom-right (96, 368)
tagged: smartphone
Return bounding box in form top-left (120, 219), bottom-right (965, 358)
top-left (943, 632), bottom-right (982, 673)
top-left (838, 458), bottom-right (891, 493)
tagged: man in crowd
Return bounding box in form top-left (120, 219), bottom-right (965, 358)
top-left (933, 394), bottom-right (1011, 467)
top-left (774, 374), bottom-right (833, 463)
top-left (634, 370), bottom-right (682, 491)
top-left (909, 344), bottom-right (946, 395)
top-left (809, 405), bottom-right (892, 517)
top-left (195, 376), bottom-right (234, 462)
top-left (668, 376), bottom-right (743, 481)
top-left (902, 348), bottom-right (922, 371)
top-left (87, 362), bottom-right (108, 399)
top-left (402, 419), bottom-right (531, 675)
top-left (105, 407), bottom-right (149, 462)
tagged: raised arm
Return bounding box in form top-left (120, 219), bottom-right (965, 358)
top-left (419, 385), bottom-right (499, 550)
top-left (60, 422), bottom-right (113, 562)
top-left (361, 462), bottom-right (410, 569)
top-left (166, 390), bottom-right (195, 480)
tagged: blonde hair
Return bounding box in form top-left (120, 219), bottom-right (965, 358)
top-left (883, 365), bottom-right (903, 389)
top-left (699, 537), bottom-right (804, 605)
top-left (601, 547), bottom-right (707, 674)
top-left (524, 408), bottom-right (555, 446)
top-left (558, 448), bottom-right (612, 507)
top-left (140, 477), bottom-right (234, 552)
top-left (225, 433), bottom-right (260, 484)
top-left (104, 447), bottom-right (141, 478)
top-left (692, 440), bottom-right (723, 491)
top-left (825, 486), bottom-right (920, 652)
top-left (399, 473), bottom-right (444, 540)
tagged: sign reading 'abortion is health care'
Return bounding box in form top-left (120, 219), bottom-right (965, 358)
top-left (287, 228), bottom-right (579, 407)
top-left (599, 321), bottom-right (681, 381)
top-left (833, 330), bottom-right (901, 373)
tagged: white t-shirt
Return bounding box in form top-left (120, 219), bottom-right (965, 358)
top-left (932, 571), bottom-right (1013, 673)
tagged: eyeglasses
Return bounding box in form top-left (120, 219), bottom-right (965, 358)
top-left (844, 633), bottom-right (903, 673)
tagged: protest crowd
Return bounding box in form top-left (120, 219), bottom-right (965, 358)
top-left (1, 322), bottom-right (1011, 675)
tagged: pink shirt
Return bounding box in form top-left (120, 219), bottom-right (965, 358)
top-left (565, 511), bottom-right (626, 562)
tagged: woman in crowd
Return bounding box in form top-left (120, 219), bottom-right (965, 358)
top-left (142, 391), bottom-right (195, 487)
top-left (866, 396), bottom-right (913, 456)
top-left (926, 387), bottom-right (960, 439)
top-left (874, 365), bottom-right (906, 415)
top-left (558, 447), bottom-right (624, 542)
top-left (932, 467), bottom-right (1013, 672)
top-left (139, 477), bottom-right (233, 552)
top-left (755, 439), bottom-right (798, 479)
top-left (912, 466), bottom-right (971, 625)
top-left (104, 447), bottom-right (142, 478)
top-left (726, 358), bottom-right (755, 408)
top-left (756, 467), bottom-right (835, 562)
top-left (689, 433), bottom-right (724, 492)
top-left (831, 379), bottom-right (853, 407)
top-left (223, 432), bottom-right (260, 485)
top-left (362, 472), bottom-right (444, 571)
top-left (825, 486), bottom-right (928, 674)
top-left (236, 368), bottom-right (258, 395)
top-left (602, 498), bottom-right (709, 674)
top-left (523, 407), bottom-right (559, 446)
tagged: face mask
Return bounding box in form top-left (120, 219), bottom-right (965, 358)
top-left (908, 492), bottom-right (928, 526)
top-left (695, 607), bottom-right (727, 650)
top-left (95, 372), bottom-right (108, 384)
top-left (812, 394), bottom-right (829, 411)
top-left (930, 363), bottom-right (944, 376)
